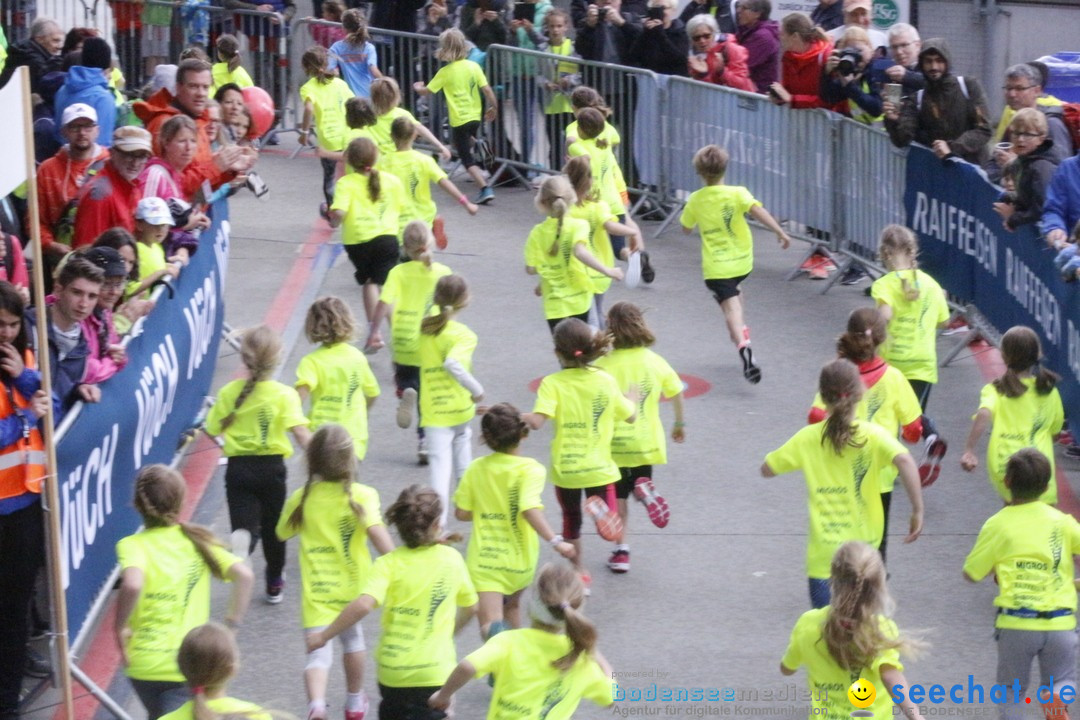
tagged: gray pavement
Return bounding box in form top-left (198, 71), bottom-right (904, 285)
top-left (47, 139), bottom-right (1080, 720)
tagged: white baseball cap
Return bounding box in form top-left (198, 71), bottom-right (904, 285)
top-left (134, 197), bottom-right (174, 226)
top-left (61, 103), bottom-right (98, 127)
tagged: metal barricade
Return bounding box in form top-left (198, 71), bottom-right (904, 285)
top-left (366, 27), bottom-right (445, 130)
top-left (3, 0), bottom-right (114, 44)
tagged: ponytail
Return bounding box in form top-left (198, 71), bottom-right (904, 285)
top-left (342, 8), bottom-right (370, 47)
top-left (367, 168), bottom-right (381, 204)
top-left (403, 220), bottom-right (434, 268)
top-left (535, 175), bottom-right (577, 257)
top-left (994, 325), bottom-right (1060, 398)
top-left (818, 360), bottom-right (866, 455)
top-left (899, 269), bottom-right (920, 302)
top-left (421, 275), bottom-right (469, 336)
top-left (836, 307), bottom-right (886, 363)
top-left (532, 564), bottom-right (596, 672)
top-left (548, 198), bottom-right (568, 257)
top-left (218, 325), bottom-right (281, 431)
top-left (291, 424), bottom-right (363, 530)
top-left (218, 378), bottom-right (256, 432)
top-left (134, 466), bottom-right (226, 579)
top-left (216, 34), bottom-right (242, 74)
top-left (179, 522), bottom-right (227, 579)
top-left (555, 603), bottom-right (598, 671)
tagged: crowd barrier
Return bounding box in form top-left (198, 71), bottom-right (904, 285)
top-left (905, 146), bottom-right (1080, 442)
top-left (55, 201), bottom-right (229, 652)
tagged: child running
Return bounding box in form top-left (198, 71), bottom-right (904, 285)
top-left (158, 623), bottom-right (269, 720)
top-left (963, 449), bottom-right (1079, 720)
top-left (381, 116), bottom-right (478, 250)
top-left (522, 318), bottom-right (637, 587)
top-left (368, 222), bottom-right (452, 464)
top-left (210, 34), bottom-right (253, 93)
top-left (807, 307), bottom-right (922, 564)
top-left (419, 274), bottom-right (483, 524)
top-left (276, 424), bottom-right (395, 720)
top-left (960, 326), bottom-right (1064, 504)
top-left (298, 46), bottom-right (355, 218)
top-left (761, 359), bottom-right (923, 609)
top-left (370, 78), bottom-right (451, 161)
top-left (115, 466), bottom-right (253, 720)
top-left (565, 87), bottom-right (626, 211)
top-left (563, 155), bottom-right (642, 325)
top-left (871, 224), bottom-right (950, 484)
top-left (593, 302), bottom-right (683, 574)
top-left (680, 144), bottom-right (790, 384)
top-left (453, 403), bottom-right (575, 639)
top-left (414, 29), bottom-right (498, 205)
top-left (428, 563), bottom-right (615, 718)
top-left (295, 296), bottom-right (380, 460)
top-left (780, 541), bottom-right (923, 719)
top-left (525, 175), bottom-right (622, 333)
top-left (204, 325), bottom-right (311, 604)
top-left (328, 137), bottom-right (408, 324)
top-left (328, 8), bottom-right (383, 99)
top-left (306, 485), bottom-right (477, 720)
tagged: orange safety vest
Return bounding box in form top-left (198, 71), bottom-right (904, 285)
top-left (0, 350), bottom-right (47, 501)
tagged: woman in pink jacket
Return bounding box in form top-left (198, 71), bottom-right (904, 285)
top-left (686, 14), bottom-right (755, 91)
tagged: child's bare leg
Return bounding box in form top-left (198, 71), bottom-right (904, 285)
top-left (617, 498), bottom-right (629, 542)
top-left (467, 164), bottom-right (487, 188)
top-left (342, 651), bottom-right (365, 694)
top-left (362, 283), bottom-right (380, 323)
top-left (477, 591), bottom-right (504, 638)
top-left (504, 589), bottom-right (524, 629)
top-left (719, 295), bottom-right (745, 347)
top-left (569, 538), bottom-right (583, 571)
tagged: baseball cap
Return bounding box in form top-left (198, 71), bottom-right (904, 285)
top-left (844, 0), bottom-right (871, 12)
top-left (61, 103), bottom-right (97, 127)
top-left (134, 197), bottom-right (174, 226)
top-left (112, 126), bottom-right (153, 154)
top-left (82, 247), bottom-right (128, 278)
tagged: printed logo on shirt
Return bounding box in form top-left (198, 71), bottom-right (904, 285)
top-left (508, 482), bottom-right (523, 552)
top-left (258, 408), bottom-right (272, 447)
top-left (182, 557), bottom-right (202, 608)
top-left (637, 379), bottom-right (652, 415)
top-left (426, 574), bottom-right (450, 634)
top-left (852, 451), bottom-right (870, 502)
top-left (340, 513), bottom-right (358, 583)
top-left (721, 205), bottom-right (735, 237)
top-left (346, 371), bottom-right (361, 409)
top-left (538, 677), bottom-right (569, 720)
top-left (865, 389), bottom-right (884, 422)
top-left (1051, 526), bottom-right (1064, 584)
top-left (591, 394), bottom-right (609, 439)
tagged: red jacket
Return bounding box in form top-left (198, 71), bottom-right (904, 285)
top-left (691, 36), bottom-right (756, 92)
top-left (72, 162), bottom-right (143, 248)
top-left (35, 144), bottom-right (110, 248)
top-left (780, 39), bottom-right (844, 111)
top-left (132, 88), bottom-right (231, 197)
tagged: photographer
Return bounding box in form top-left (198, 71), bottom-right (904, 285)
top-left (820, 27), bottom-right (888, 124)
top-left (460, 0), bottom-right (510, 52)
top-left (574, 0), bottom-right (643, 66)
top-left (768, 13), bottom-right (839, 111)
top-left (628, 0), bottom-right (689, 77)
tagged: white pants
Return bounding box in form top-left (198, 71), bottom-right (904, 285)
top-left (426, 423), bottom-right (472, 525)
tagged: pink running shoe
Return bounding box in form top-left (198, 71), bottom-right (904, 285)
top-left (433, 216), bottom-right (448, 250)
top-left (633, 478), bottom-right (670, 528)
top-left (918, 434), bottom-right (948, 487)
top-left (584, 496), bottom-right (623, 541)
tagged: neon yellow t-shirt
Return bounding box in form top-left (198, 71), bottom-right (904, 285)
top-left (567, 139), bottom-right (624, 217)
top-left (160, 697), bottom-right (269, 720)
top-left (523, 216), bottom-right (593, 320)
top-left (276, 481), bottom-right (384, 627)
top-left (300, 76), bottom-right (355, 152)
top-left (127, 241), bottom-right (168, 300)
top-left (381, 148), bottom-right (448, 225)
top-left (594, 347), bottom-right (682, 467)
top-left (569, 200), bottom-right (617, 294)
top-left (379, 260), bottom-right (452, 367)
top-left (453, 452), bottom-right (545, 594)
top-left (211, 62), bottom-right (254, 93)
top-left (870, 270), bottom-right (949, 383)
top-left (115, 526), bottom-right (239, 681)
top-left (566, 120), bottom-right (626, 193)
top-left (978, 378), bottom-right (1065, 504)
top-left (764, 421), bottom-right (904, 578)
top-left (295, 343), bottom-right (381, 459)
top-left (330, 170), bottom-right (406, 244)
top-left (543, 40), bottom-right (578, 116)
top-left (419, 319), bottom-right (478, 428)
top-left (363, 544), bottom-right (478, 687)
top-left (426, 59), bottom-right (488, 127)
top-left (680, 184), bottom-right (760, 280)
top-left (532, 367), bottom-right (635, 489)
top-left (964, 501), bottom-right (1080, 630)
top-left (781, 607), bottom-right (903, 718)
top-left (371, 107), bottom-right (418, 157)
top-left (204, 380), bottom-right (308, 458)
top-left (467, 628), bottom-right (613, 719)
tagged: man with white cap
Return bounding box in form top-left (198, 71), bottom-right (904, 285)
top-left (73, 126), bottom-right (153, 248)
top-left (35, 103), bottom-right (110, 262)
top-left (826, 0), bottom-right (887, 52)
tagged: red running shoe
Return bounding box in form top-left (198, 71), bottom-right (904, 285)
top-left (607, 548), bottom-right (630, 574)
top-left (633, 478), bottom-right (670, 528)
top-left (918, 434), bottom-right (948, 487)
top-left (584, 496), bottom-right (623, 541)
top-left (433, 216), bottom-right (448, 250)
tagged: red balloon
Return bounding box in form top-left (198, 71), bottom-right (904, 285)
top-left (241, 85), bottom-right (276, 138)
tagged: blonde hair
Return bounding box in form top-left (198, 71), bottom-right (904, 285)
top-left (178, 623), bottom-right (240, 720)
top-left (533, 564), bottom-right (596, 671)
top-left (877, 224), bottom-right (920, 301)
top-left (402, 221), bottom-right (434, 267)
top-left (838, 25), bottom-right (870, 50)
top-left (535, 175), bottom-right (577, 257)
top-left (436, 28), bottom-right (470, 63)
top-left (342, 8), bottom-right (369, 46)
top-left (693, 144), bottom-right (728, 183)
top-left (304, 296), bottom-right (356, 345)
top-left (217, 325), bottom-right (281, 431)
top-left (818, 359), bottom-right (865, 455)
top-left (370, 77), bottom-right (401, 117)
top-left (421, 275), bottom-right (468, 336)
top-left (302, 45), bottom-right (334, 84)
top-left (134, 465), bottom-right (227, 579)
top-left (1009, 107), bottom-right (1048, 137)
top-left (563, 155), bottom-right (597, 204)
top-left (287, 424), bottom-right (364, 530)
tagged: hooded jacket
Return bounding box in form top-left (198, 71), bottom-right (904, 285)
top-left (72, 161), bottom-right (143, 248)
top-left (1007, 139), bottom-right (1060, 231)
top-left (628, 18), bottom-right (690, 77)
top-left (25, 302), bottom-right (90, 418)
top-left (53, 66), bottom-right (117, 147)
top-left (691, 35), bottom-right (755, 92)
top-left (1042, 155), bottom-right (1080, 236)
top-left (779, 38), bottom-right (844, 110)
top-left (133, 88), bottom-right (231, 196)
top-left (0, 38), bottom-right (62, 94)
top-left (35, 143), bottom-right (110, 247)
top-left (884, 38), bottom-right (991, 164)
top-left (735, 19), bottom-right (779, 93)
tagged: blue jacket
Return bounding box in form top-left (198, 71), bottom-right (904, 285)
top-left (25, 304), bottom-right (90, 418)
top-left (1042, 154), bottom-right (1080, 236)
top-left (53, 66), bottom-right (116, 147)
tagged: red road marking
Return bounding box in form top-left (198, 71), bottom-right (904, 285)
top-left (527, 373), bottom-right (711, 400)
top-left (66, 220), bottom-right (334, 720)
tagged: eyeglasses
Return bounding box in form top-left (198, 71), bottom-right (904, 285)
top-left (691, 33), bottom-right (713, 40)
top-left (67, 123), bottom-right (98, 133)
top-left (1002, 85), bottom-right (1036, 92)
top-left (114, 150), bottom-right (151, 162)
top-left (889, 41), bottom-right (914, 50)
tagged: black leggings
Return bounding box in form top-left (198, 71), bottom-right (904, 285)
top-left (320, 157), bottom-right (337, 206)
top-left (907, 379), bottom-right (939, 438)
top-left (224, 455), bottom-right (287, 582)
top-left (378, 684), bottom-right (446, 720)
top-left (451, 121), bottom-right (481, 171)
top-left (394, 363), bottom-right (423, 439)
top-left (0, 501), bottom-right (44, 716)
top-left (554, 485), bottom-right (608, 540)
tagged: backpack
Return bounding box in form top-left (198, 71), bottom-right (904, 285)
top-left (53, 157), bottom-right (108, 247)
top-left (916, 76), bottom-right (968, 110)
top-left (1061, 103), bottom-right (1080, 155)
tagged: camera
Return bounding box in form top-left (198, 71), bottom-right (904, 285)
top-left (246, 171), bottom-right (269, 199)
top-left (836, 48), bottom-right (863, 76)
top-left (598, 6), bottom-right (609, 19)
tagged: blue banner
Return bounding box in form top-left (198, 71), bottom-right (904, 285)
top-left (57, 202), bottom-right (229, 649)
top-left (904, 146), bottom-right (1080, 441)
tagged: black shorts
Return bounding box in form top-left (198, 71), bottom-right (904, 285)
top-left (617, 465), bottom-right (652, 498)
top-left (705, 274), bottom-right (749, 303)
top-left (451, 121), bottom-right (481, 169)
top-left (344, 235), bottom-right (399, 285)
top-left (546, 310), bottom-right (591, 334)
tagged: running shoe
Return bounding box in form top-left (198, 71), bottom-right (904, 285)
top-left (397, 387), bottom-right (417, 429)
top-left (584, 496), bottom-right (623, 542)
top-left (580, 572), bottom-right (592, 597)
top-left (633, 478), bottom-right (670, 528)
top-left (344, 710), bottom-right (365, 720)
top-left (918, 434), bottom-right (948, 487)
top-left (1058, 430), bottom-right (1075, 446)
top-left (265, 576), bottom-right (285, 605)
top-left (475, 186), bottom-right (495, 205)
top-left (417, 437), bottom-right (429, 466)
top-left (640, 251), bottom-right (655, 284)
top-left (23, 648), bottom-right (51, 679)
top-left (607, 548), bottom-right (630, 574)
top-left (839, 264), bottom-right (867, 285)
top-left (739, 345), bottom-right (762, 384)
top-left (625, 251), bottom-right (642, 288)
top-left (433, 216), bottom-right (448, 250)
top-left (941, 317), bottom-right (970, 336)
top-left (307, 707), bottom-right (327, 720)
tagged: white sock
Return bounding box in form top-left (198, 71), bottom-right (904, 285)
top-left (308, 700), bottom-right (327, 719)
top-left (617, 544), bottom-right (630, 552)
top-left (346, 691), bottom-right (368, 713)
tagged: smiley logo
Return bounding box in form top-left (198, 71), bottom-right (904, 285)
top-left (848, 678), bottom-right (876, 709)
